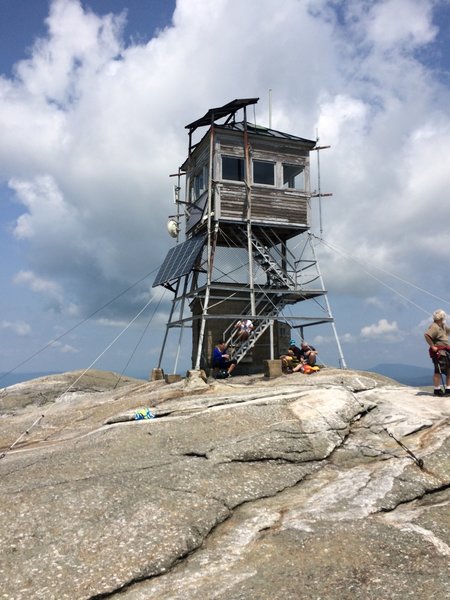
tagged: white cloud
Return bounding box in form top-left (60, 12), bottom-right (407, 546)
top-left (360, 318), bottom-right (400, 341)
top-left (363, 0), bottom-right (437, 50)
top-left (341, 333), bottom-right (357, 344)
top-left (365, 296), bottom-right (386, 309)
top-left (316, 94), bottom-right (370, 149)
top-left (66, 303), bottom-right (80, 317)
top-left (0, 0), bottom-right (449, 373)
top-left (97, 317), bottom-right (130, 328)
top-left (313, 332), bottom-right (356, 345)
top-left (14, 270), bottom-right (63, 301)
top-left (15, 0), bottom-right (124, 104)
top-left (50, 340), bottom-right (79, 353)
top-left (1, 320), bottom-right (31, 336)
top-left (11, 175), bottom-right (78, 241)
top-left (12, 268), bottom-right (82, 317)
top-left (60, 343), bottom-right (79, 353)
top-left (2, 1), bottom-right (448, 301)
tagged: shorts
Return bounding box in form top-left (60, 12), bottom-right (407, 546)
top-left (213, 359), bottom-right (237, 370)
top-left (225, 359), bottom-right (237, 368)
top-left (283, 355), bottom-right (300, 367)
top-left (433, 352), bottom-right (450, 375)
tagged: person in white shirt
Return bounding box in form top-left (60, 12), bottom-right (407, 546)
top-left (234, 319), bottom-right (254, 342)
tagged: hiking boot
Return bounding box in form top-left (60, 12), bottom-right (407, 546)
top-left (434, 389), bottom-right (444, 396)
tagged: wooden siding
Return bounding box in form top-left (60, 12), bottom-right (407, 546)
top-left (217, 133), bottom-right (311, 163)
top-left (184, 127), bottom-right (313, 230)
top-left (216, 183), bottom-right (308, 227)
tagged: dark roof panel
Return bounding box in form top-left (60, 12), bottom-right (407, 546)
top-left (217, 122), bottom-right (316, 146)
top-left (186, 98), bottom-right (259, 131)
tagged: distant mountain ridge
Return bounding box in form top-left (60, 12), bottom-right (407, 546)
top-left (369, 363), bottom-right (432, 387)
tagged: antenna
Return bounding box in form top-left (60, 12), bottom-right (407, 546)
top-left (316, 130), bottom-right (323, 237)
top-left (313, 129), bottom-right (332, 238)
top-left (268, 89), bottom-right (272, 128)
top-left (166, 170), bottom-right (185, 243)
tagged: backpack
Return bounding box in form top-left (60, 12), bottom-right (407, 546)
top-left (215, 369), bottom-right (229, 379)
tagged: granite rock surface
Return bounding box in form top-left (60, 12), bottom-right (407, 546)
top-left (0, 368), bottom-right (449, 599)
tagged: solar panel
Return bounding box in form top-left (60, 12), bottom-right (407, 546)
top-left (153, 235), bottom-right (206, 287)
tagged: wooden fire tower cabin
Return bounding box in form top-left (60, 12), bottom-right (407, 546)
top-left (153, 98), bottom-right (346, 374)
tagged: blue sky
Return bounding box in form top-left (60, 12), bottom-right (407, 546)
top-left (0, 0), bottom-right (449, 382)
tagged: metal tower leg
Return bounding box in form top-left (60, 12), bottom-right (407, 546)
top-left (309, 236), bottom-right (347, 369)
top-left (158, 279), bottom-right (181, 369)
top-left (173, 276), bottom-right (190, 374)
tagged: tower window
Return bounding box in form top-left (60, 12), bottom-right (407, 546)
top-left (283, 164), bottom-right (305, 190)
top-left (222, 156), bottom-right (245, 181)
top-left (253, 160), bottom-right (275, 185)
top-left (192, 165), bottom-right (208, 200)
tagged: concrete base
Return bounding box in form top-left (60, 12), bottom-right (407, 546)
top-left (150, 368), bottom-right (165, 381)
top-left (264, 359), bottom-right (282, 378)
top-left (164, 374), bottom-right (183, 384)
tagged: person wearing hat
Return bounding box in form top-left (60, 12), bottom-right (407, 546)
top-left (281, 339), bottom-right (302, 372)
top-left (424, 309), bottom-right (450, 396)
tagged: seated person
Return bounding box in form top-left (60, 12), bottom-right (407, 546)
top-left (211, 340), bottom-right (237, 377)
top-left (234, 319), bottom-right (254, 342)
top-left (292, 342), bottom-right (318, 372)
top-left (281, 340), bottom-right (302, 372)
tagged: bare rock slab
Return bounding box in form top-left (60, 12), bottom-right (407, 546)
top-left (0, 370), bottom-right (449, 599)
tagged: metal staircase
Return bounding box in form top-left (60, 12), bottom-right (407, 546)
top-left (221, 290), bottom-right (287, 364)
top-left (215, 228), bottom-right (298, 363)
top-left (229, 301), bottom-right (286, 364)
top-left (234, 228), bottom-right (297, 290)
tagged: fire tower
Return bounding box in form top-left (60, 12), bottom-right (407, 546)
top-left (153, 98), bottom-right (346, 374)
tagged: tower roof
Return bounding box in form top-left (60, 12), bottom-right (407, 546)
top-left (185, 98), bottom-right (259, 131)
top-left (217, 121), bottom-right (316, 146)
top-left (184, 98), bottom-right (316, 148)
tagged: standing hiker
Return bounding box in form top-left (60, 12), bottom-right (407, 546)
top-left (424, 309), bottom-right (450, 396)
